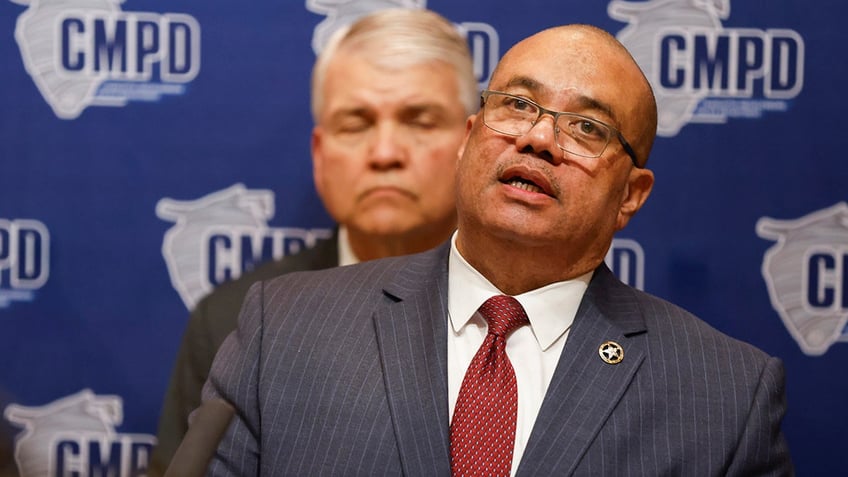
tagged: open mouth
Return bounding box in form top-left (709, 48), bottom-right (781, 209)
top-left (498, 164), bottom-right (556, 198)
top-left (504, 177), bottom-right (544, 194)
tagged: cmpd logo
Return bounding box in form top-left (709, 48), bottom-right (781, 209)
top-left (609, 0), bottom-right (804, 137)
top-left (4, 389), bottom-right (155, 477)
top-left (10, 0), bottom-right (201, 120)
top-left (757, 203), bottom-right (848, 356)
top-left (607, 238), bottom-right (645, 290)
top-left (0, 219), bottom-right (50, 309)
top-left (157, 184), bottom-right (332, 311)
top-left (306, 0), bottom-right (499, 88)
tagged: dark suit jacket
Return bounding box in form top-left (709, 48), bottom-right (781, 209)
top-left (205, 242), bottom-right (792, 476)
top-left (150, 233), bottom-right (339, 475)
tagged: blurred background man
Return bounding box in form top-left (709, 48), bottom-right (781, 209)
top-left (150, 8), bottom-right (478, 474)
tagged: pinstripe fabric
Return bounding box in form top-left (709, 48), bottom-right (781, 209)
top-left (517, 266), bottom-right (792, 476)
top-left (203, 243), bottom-right (792, 476)
top-left (151, 233), bottom-right (340, 474)
top-left (204, 245), bottom-right (452, 476)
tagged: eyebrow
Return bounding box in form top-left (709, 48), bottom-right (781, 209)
top-left (328, 106), bottom-right (372, 121)
top-left (504, 75), bottom-right (546, 93)
top-left (326, 102), bottom-right (452, 124)
top-left (502, 75), bottom-right (619, 124)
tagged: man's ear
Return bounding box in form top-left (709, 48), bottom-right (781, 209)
top-left (616, 167), bottom-right (654, 230)
top-left (457, 114), bottom-right (477, 161)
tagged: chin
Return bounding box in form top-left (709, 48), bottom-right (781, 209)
top-left (356, 217), bottom-right (419, 237)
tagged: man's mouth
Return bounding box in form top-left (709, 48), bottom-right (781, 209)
top-left (498, 164), bottom-right (557, 198)
top-left (504, 177), bottom-right (544, 194)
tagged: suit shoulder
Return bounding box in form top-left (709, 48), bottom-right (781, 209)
top-left (262, 250), bottom-right (427, 295)
top-left (186, 237), bottom-right (338, 336)
top-left (629, 286), bottom-right (775, 365)
top-left (254, 245), bottom-right (449, 315)
top-left (194, 238), bottom-right (337, 308)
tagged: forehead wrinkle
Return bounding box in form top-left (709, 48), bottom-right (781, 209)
top-left (503, 75), bottom-right (548, 94)
top-left (500, 75), bottom-right (620, 125)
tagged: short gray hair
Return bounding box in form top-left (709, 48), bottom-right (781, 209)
top-left (311, 9), bottom-right (478, 121)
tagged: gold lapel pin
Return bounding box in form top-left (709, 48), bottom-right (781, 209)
top-left (598, 341), bottom-right (624, 364)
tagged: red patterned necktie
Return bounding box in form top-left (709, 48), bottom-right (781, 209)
top-left (450, 295), bottom-right (530, 477)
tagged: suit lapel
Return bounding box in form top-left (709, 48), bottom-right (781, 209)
top-left (517, 265), bottom-right (648, 476)
top-left (372, 244), bottom-right (452, 476)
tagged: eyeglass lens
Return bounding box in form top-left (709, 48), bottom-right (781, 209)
top-left (483, 92), bottom-right (613, 158)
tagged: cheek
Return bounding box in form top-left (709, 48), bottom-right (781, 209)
top-left (315, 146), bottom-right (364, 203)
top-left (455, 151), bottom-right (490, 210)
top-left (321, 142), bottom-right (367, 177)
top-left (578, 178), bottom-right (630, 230)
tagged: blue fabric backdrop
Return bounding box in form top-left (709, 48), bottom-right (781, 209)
top-left (1, 0), bottom-right (844, 474)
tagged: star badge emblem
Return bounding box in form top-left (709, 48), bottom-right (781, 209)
top-left (598, 341), bottom-right (624, 364)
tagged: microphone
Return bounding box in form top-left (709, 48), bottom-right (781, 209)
top-left (163, 398), bottom-right (235, 477)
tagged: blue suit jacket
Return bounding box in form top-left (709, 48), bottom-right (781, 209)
top-left (204, 242), bottom-right (792, 476)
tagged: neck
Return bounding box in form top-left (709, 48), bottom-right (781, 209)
top-left (346, 225), bottom-right (455, 262)
top-left (455, 229), bottom-right (606, 295)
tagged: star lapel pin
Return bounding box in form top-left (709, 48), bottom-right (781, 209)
top-left (598, 341), bottom-right (624, 364)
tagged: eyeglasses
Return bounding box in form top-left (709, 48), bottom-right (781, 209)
top-left (480, 90), bottom-right (640, 167)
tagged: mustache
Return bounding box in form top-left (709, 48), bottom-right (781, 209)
top-left (495, 159), bottom-right (561, 198)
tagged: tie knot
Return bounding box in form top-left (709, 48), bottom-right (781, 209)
top-left (479, 295), bottom-right (529, 337)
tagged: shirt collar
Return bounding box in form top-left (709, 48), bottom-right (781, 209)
top-left (337, 226), bottom-right (359, 266)
top-left (448, 231), bottom-right (593, 350)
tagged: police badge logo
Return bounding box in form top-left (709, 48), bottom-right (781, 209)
top-left (9, 0), bottom-right (200, 119)
top-left (157, 184), bottom-right (332, 311)
top-left (757, 202), bottom-right (848, 356)
top-left (4, 389), bottom-right (156, 476)
top-left (609, 0), bottom-right (804, 137)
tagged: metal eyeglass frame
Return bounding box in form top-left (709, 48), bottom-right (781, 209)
top-left (480, 90), bottom-right (641, 168)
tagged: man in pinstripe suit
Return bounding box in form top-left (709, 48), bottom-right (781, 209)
top-left (203, 23), bottom-right (793, 476)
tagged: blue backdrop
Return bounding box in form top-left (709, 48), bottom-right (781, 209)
top-left (1, 0), bottom-right (844, 475)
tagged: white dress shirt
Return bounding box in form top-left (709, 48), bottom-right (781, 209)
top-left (447, 232), bottom-right (591, 476)
top-left (337, 226), bottom-right (360, 266)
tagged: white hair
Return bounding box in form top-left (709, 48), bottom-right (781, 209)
top-left (310, 8), bottom-right (478, 121)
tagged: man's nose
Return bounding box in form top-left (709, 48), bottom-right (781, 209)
top-left (514, 114), bottom-right (560, 164)
top-left (368, 122), bottom-right (408, 169)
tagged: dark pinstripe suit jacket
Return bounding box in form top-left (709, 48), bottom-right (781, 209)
top-left (204, 242), bottom-right (792, 476)
top-left (152, 233), bottom-right (339, 475)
